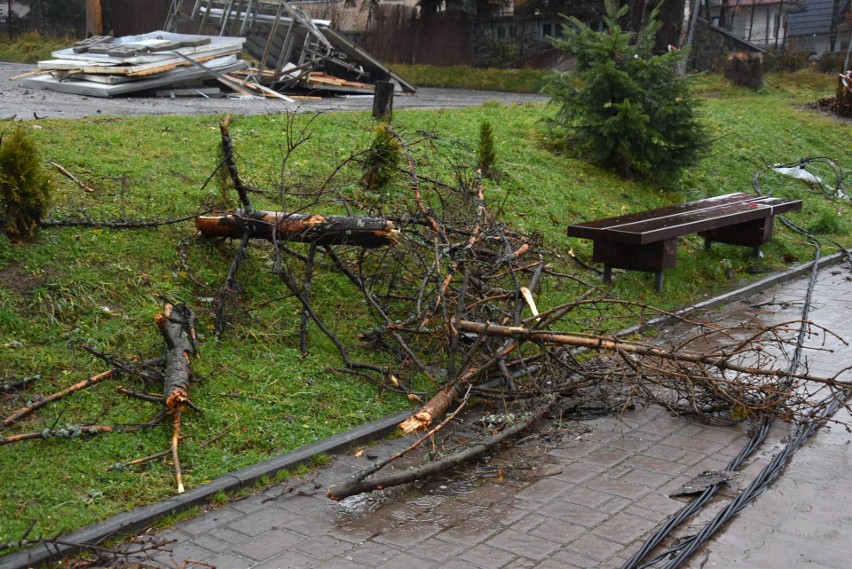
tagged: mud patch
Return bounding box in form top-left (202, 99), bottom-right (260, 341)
top-left (0, 264), bottom-right (43, 296)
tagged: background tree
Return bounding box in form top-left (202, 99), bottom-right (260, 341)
top-left (22, 0), bottom-right (85, 35)
top-left (544, 0), bottom-right (708, 184)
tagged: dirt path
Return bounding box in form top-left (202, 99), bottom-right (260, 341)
top-left (1, 62), bottom-right (548, 121)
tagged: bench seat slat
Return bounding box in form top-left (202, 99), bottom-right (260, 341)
top-left (606, 198), bottom-right (801, 244)
top-left (567, 193), bottom-right (754, 240)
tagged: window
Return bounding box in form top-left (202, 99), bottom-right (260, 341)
top-left (543, 23), bottom-right (553, 38)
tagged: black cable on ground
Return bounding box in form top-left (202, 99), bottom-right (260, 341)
top-left (622, 157), bottom-right (851, 569)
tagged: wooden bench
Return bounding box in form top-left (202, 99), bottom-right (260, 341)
top-left (566, 193), bottom-right (803, 291)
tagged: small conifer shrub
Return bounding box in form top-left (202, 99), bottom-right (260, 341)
top-left (478, 121), bottom-right (498, 179)
top-left (0, 128), bottom-right (52, 241)
top-left (361, 124), bottom-right (402, 211)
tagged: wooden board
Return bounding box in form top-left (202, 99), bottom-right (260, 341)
top-left (23, 57), bottom-right (248, 98)
top-left (39, 31), bottom-right (244, 76)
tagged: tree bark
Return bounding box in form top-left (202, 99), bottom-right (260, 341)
top-left (196, 210), bottom-right (398, 249)
top-left (86, 0), bottom-right (103, 37)
top-left (372, 81), bottom-right (395, 121)
top-left (155, 303), bottom-right (196, 414)
top-left (155, 302), bottom-right (196, 494)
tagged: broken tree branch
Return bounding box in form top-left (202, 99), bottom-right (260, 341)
top-left (155, 303), bottom-right (197, 494)
top-left (171, 412), bottom-right (184, 494)
top-left (455, 320), bottom-right (846, 386)
top-left (0, 412), bottom-right (165, 447)
top-left (195, 210), bottom-right (398, 248)
top-left (1, 370), bottom-right (113, 432)
top-left (50, 162), bottom-right (96, 193)
top-left (220, 115), bottom-right (253, 210)
top-left (327, 395), bottom-right (556, 500)
top-left (398, 338), bottom-right (520, 433)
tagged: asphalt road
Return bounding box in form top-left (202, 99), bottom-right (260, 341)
top-left (1, 62), bottom-right (549, 121)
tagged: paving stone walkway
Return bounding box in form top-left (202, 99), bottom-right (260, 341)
top-left (51, 264), bottom-right (852, 568)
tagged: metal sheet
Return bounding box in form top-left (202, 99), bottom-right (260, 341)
top-left (24, 56), bottom-right (248, 98)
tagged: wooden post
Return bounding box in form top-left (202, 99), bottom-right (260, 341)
top-left (86, 0), bottom-right (103, 37)
top-left (372, 80), bottom-right (395, 121)
top-left (836, 74), bottom-right (852, 117)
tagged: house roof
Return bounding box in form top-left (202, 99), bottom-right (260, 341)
top-left (787, 0), bottom-right (848, 37)
top-left (722, 0), bottom-right (801, 6)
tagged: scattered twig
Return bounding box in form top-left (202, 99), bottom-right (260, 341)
top-left (1, 370), bottom-right (114, 432)
top-left (50, 162), bottom-right (97, 193)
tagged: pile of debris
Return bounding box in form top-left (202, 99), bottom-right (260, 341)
top-left (22, 31), bottom-right (253, 98)
top-left (174, 0), bottom-right (415, 95)
top-left (21, 0), bottom-right (415, 99)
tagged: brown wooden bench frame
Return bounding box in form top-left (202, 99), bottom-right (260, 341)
top-left (567, 193), bottom-right (803, 291)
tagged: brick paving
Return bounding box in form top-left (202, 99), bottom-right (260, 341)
top-left (97, 266), bottom-right (852, 568)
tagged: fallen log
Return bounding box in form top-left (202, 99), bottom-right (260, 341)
top-left (195, 210), bottom-right (398, 248)
top-left (155, 303), bottom-right (197, 494)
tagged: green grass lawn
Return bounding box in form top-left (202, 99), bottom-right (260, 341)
top-left (0, 69), bottom-right (850, 549)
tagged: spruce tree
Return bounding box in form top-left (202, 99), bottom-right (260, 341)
top-left (544, 0), bottom-right (708, 185)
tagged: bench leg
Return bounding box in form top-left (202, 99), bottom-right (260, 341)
top-left (603, 264), bottom-right (612, 284)
top-left (753, 246), bottom-right (763, 259)
top-left (654, 271), bottom-right (665, 292)
top-left (704, 237), bottom-right (712, 252)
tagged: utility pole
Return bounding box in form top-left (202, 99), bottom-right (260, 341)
top-left (86, 0), bottom-right (103, 37)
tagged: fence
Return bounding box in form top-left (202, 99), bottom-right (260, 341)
top-left (1, 0), bottom-right (86, 39)
top-left (364, 6), bottom-right (473, 66)
top-left (0, 0), bottom-right (170, 40)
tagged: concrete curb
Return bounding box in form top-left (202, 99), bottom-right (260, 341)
top-left (2, 253), bottom-right (848, 569)
top-left (0, 410), bottom-right (411, 569)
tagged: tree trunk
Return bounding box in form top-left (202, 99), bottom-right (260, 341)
top-left (655, 0), bottom-right (685, 54)
top-left (155, 303), bottom-right (196, 494)
top-left (195, 210), bottom-right (398, 249)
top-left (836, 74), bottom-right (852, 117)
top-left (86, 0), bottom-right (103, 37)
top-left (155, 303), bottom-right (196, 413)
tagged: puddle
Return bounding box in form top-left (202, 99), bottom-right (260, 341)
top-left (334, 461), bottom-right (534, 538)
top-left (331, 409), bottom-right (570, 538)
